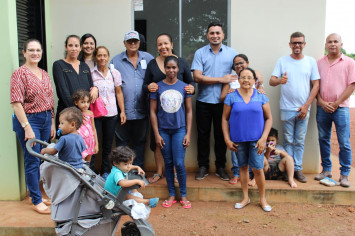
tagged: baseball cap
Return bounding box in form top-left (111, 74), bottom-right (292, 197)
top-left (124, 31), bottom-right (140, 41)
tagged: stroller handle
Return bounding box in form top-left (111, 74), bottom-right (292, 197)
top-left (26, 139), bottom-right (52, 162)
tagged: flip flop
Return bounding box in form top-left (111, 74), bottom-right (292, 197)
top-left (148, 173), bottom-right (162, 183)
top-left (229, 176), bottom-right (239, 184)
top-left (180, 200), bottom-right (191, 209)
top-left (162, 200), bottom-right (177, 208)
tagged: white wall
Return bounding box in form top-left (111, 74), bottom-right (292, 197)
top-left (48, 0), bottom-right (132, 67)
top-left (46, 0), bottom-right (326, 174)
top-left (231, 0), bottom-right (326, 173)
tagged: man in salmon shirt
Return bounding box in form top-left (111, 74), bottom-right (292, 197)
top-left (315, 33), bottom-right (355, 187)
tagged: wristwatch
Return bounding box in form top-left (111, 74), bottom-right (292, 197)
top-left (21, 122), bottom-right (29, 128)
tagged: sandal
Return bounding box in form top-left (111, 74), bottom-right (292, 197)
top-left (148, 173), bottom-right (162, 183)
top-left (229, 176), bottom-right (239, 184)
top-left (180, 200), bottom-right (191, 209)
top-left (162, 199), bottom-right (177, 208)
top-left (174, 173), bottom-right (178, 183)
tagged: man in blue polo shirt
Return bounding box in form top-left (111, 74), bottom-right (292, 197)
top-left (191, 22), bottom-right (238, 181)
top-left (110, 30), bottom-right (154, 168)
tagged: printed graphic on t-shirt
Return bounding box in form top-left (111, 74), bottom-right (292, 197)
top-left (160, 89), bottom-right (183, 113)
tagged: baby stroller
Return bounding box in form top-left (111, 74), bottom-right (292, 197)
top-left (26, 139), bottom-right (155, 236)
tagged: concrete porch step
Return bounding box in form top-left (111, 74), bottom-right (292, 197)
top-left (141, 170), bottom-right (355, 205)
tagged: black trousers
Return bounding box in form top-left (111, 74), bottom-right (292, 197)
top-left (196, 100), bottom-right (226, 169)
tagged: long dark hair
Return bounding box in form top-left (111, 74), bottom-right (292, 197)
top-left (78, 33), bottom-right (97, 61)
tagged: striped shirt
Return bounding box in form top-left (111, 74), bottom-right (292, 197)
top-left (10, 65), bottom-right (55, 117)
top-left (317, 54), bottom-right (355, 107)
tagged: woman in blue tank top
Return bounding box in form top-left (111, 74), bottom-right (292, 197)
top-left (222, 68), bottom-right (273, 212)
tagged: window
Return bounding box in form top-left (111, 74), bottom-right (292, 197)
top-left (134, 0), bottom-right (228, 64)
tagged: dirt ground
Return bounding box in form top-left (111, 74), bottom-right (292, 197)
top-left (117, 202), bottom-right (355, 236)
top-left (114, 108), bottom-right (355, 236)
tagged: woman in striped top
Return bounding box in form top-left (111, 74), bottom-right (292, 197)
top-left (10, 39), bottom-right (55, 214)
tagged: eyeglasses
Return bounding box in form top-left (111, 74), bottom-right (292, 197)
top-left (290, 42), bottom-right (304, 45)
top-left (126, 40), bottom-right (139, 44)
top-left (27, 49), bottom-right (42, 53)
top-left (239, 76), bottom-right (254, 81)
top-left (233, 62), bottom-right (245, 67)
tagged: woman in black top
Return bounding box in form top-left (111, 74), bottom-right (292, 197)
top-left (143, 33), bottom-right (195, 183)
top-left (53, 35), bottom-right (98, 128)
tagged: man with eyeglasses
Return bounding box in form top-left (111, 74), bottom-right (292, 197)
top-left (191, 22), bottom-right (237, 181)
top-left (315, 33), bottom-right (355, 187)
top-left (110, 30), bottom-right (154, 168)
top-left (269, 32), bottom-right (320, 183)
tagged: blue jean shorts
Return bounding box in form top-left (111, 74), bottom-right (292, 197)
top-left (235, 141), bottom-right (264, 170)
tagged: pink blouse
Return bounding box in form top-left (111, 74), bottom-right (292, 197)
top-left (91, 66), bottom-right (122, 117)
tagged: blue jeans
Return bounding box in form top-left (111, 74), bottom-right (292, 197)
top-left (231, 151), bottom-right (253, 178)
top-left (90, 115), bottom-right (118, 174)
top-left (316, 106), bottom-right (352, 176)
top-left (13, 111), bottom-right (52, 205)
top-left (280, 110), bottom-right (310, 171)
top-left (235, 141), bottom-right (264, 170)
top-left (159, 127), bottom-right (187, 197)
top-left (115, 118), bottom-right (148, 168)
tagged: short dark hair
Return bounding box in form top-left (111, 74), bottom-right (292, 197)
top-left (234, 54), bottom-right (249, 63)
top-left (72, 89), bottom-right (92, 104)
top-left (59, 107), bottom-right (83, 130)
top-left (290, 32), bottom-right (305, 41)
top-left (109, 146), bottom-right (135, 164)
top-left (238, 67), bottom-right (257, 82)
top-left (164, 55), bottom-right (179, 68)
top-left (268, 128), bottom-right (278, 139)
top-left (206, 22), bottom-right (224, 34)
top-left (78, 33), bottom-right (97, 61)
top-left (23, 39), bottom-right (42, 51)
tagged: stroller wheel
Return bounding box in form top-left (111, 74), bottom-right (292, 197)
top-left (121, 221), bottom-right (141, 236)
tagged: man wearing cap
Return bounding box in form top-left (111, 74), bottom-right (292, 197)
top-left (110, 30), bottom-right (154, 168)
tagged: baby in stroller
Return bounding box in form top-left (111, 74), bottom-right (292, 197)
top-left (104, 146), bottom-right (159, 208)
top-left (40, 107), bottom-right (85, 169)
top-left (26, 108), bottom-right (156, 235)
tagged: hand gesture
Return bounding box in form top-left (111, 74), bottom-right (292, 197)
top-left (255, 138), bottom-right (266, 155)
top-left (120, 112), bottom-right (126, 125)
top-left (226, 140), bottom-right (238, 152)
top-left (136, 166), bottom-right (145, 176)
top-left (137, 179), bottom-right (146, 188)
top-left (90, 87), bottom-right (99, 103)
top-left (296, 105), bottom-right (309, 120)
top-left (183, 134), bottom-right (191, 148)
top-left (184, 84), bottom-right (195, 94)
top-left (155, 135), bottom-right (165, 149)
top-left (148, 82), bottom-right (159, 92)
top-left (220, 74), bottom-right (238, 84)
top-left (320, 100), bottom-right (336, 113)
top-left (280, 72), bottom-right (288, 84)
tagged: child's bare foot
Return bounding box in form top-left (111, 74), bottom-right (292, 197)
top-left (289, 180), bottom-right (297, 188)
top-left (248, 178), bottom-right (256, 187)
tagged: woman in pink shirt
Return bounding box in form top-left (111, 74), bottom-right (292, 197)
top-left (89, 46), bottom-right (126, 179)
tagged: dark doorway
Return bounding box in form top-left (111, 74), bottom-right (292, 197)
top-left (16, 0), bottom-right (47, 70)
